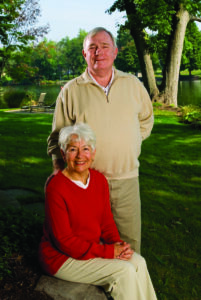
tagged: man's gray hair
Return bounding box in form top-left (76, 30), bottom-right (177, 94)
top-left (83, 27), bottom-right (117, 49)
top-left (58, 123), bottom-right (96, 152)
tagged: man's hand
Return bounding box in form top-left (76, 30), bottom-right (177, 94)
top-left (53, 158), bottom-right (65, 171)
top-left (114, 242), bottom-right (134, 260)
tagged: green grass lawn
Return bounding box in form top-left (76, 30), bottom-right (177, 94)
top-left (0, 109), bottom-right (200, 299)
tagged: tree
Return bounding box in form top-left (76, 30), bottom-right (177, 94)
top-left (115, 27), bottom-right (161, 75)
top-left (0, 0), bottom-right (49, 79)
top-left (115, 27), bottom-right (140, 73)
top-left (181, 22), bottom-right (201, 76)
top-left (57, 30), bottom-right (87, 79)
top-left (30, 40), bottom-right (58, 81)
top-left (108, 0), bottom-right (201, 106)
top-left (6, 40), bottom-right (59, 83)
top-left (6, 47), bottom-right (39, 83)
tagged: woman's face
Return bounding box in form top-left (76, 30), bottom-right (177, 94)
top-left (63, 135), bottom-right (96, 175)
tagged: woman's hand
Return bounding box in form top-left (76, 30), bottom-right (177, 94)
top-left (114, 242), bottom-right (134, 260)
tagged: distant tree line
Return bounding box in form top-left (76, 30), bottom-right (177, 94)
top-left (4, 30), bottom-right (88, 84)
top-left (2, 23), bottom-right (201, 85)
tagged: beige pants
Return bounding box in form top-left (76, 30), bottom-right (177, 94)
top-left (107, 177), bottom-right (141, 253)
top-left (55, 253), bottom-right (157, 300)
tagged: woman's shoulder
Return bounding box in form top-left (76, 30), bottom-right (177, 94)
top-left (89, 169), bottom-right (108, 184)
top-left (45, 171), bottom-right (66, 191)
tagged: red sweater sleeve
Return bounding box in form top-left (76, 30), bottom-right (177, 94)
top-left (45, 185), bottom-right (115, 260)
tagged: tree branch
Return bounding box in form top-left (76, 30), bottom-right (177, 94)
top-left (190, 16), bottom-right (201, 23)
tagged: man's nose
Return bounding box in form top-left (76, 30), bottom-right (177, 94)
top-left (95, 47), bottom-right (102, 55)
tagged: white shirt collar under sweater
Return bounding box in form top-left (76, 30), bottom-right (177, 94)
top-left (70, 174), bottom-right (90, 189)
top-left (88, 68), bottom-right (114, 96)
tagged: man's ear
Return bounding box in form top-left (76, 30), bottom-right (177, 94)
top-left (114, 47), bottom-right (118, 60)
top-left (82, 49), bottom-right (86, 59)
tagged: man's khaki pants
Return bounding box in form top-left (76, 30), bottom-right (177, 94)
top-left (55, 253), bottom-right (157, 300)
top-left (107, 177), bottom-right (141, 253)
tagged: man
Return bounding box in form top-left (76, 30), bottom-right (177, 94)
top-left (47, 27), bottom-right (154, 253)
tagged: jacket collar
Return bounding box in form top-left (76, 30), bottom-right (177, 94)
top-left (76, 68), bottom-right (131, 85)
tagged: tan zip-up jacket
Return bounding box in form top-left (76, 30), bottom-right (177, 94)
top-left (47, 69), bottom-right (154, 180)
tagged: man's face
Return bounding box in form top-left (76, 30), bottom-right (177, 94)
top-left (82, 31), bottom-right (118, 75)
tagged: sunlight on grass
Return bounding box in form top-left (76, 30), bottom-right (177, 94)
top-left (0, 159), bottom-right (6, 166)
top-left (153, 108), bottom-right (176, 116)
top-left (191, 176), bottom-right (201, 183)
top-left (22, 157), bottom-right (45, 164)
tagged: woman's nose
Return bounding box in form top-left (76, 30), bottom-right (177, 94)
top-left (76, 149), bottom-right (82, 157)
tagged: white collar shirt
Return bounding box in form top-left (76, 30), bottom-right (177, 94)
top-left (88, 68), bottom-right (114, 96)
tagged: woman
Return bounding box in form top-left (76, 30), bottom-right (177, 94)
top-left (39, 123), bottom-right (157, 300)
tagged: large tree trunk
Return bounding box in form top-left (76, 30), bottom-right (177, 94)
top-left (111, 0), bottom-right (193, 105)
top-left (124, 0), bottom-right (159, 99)
top-left (130, 28), bottom-right (159, 99)
top-left (158, 4), bottom-right (190, 106)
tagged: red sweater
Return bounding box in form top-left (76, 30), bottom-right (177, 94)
top-left (39, 169), bottom-right (121, 275)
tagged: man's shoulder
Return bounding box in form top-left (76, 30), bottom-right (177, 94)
top-left (114, 69), bottom-right (140, 82)
top-left (62, 70), bottom-right (90, 89)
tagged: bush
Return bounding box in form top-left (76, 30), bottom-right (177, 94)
top-left (179, 105), bottom-right (201, 127)
top-left (0, 207), bottom-right (44, 279)
top-left (3, 89), bottom-right (37, 108)
top-left (20, 90), bottom-right (37, 107)
top-left (4, 89), bottom-right (27, 108)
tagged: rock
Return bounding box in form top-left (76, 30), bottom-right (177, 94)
top-left (0, 188), bottom-right (44, 213)
top-left (35, 275), bottom-right (108, 300)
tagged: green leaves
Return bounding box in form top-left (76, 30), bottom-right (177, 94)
top-left (0, 0), bottom-right (49, 79)
top-left (0, 207), bottom-right (44, 278)
top-left (180, 105), bottom-right (201, 126)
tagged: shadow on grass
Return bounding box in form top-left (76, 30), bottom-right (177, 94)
top-left (0, 112), bottom-right (53, 193)
top-left (139, 117), bottom-right (201, 300)
top-left (0, 111), bottom-right (201, 299)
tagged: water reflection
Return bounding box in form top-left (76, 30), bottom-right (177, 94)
top-left (178, 80), bottom-right (201, 106)
top-left (1, 80), bottom-right (201, 107)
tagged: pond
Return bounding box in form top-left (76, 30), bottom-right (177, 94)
top-left (178, 80), bottom-right (201, 106)
top-left (1, 80), bottom-right (201, 107)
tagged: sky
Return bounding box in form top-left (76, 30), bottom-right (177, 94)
top-left (38, 0), bottom-right (126, 41)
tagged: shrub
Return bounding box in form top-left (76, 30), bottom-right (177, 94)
top-left (0, 207), bottom-right (44, 279)
top-left (20, 90), bottom-right (37, 107)
top-left (179, 105), bottom-right (201, 127)
top-left (4, 89), bottom-right (26, 108)
top-left (3, 89), bottom-right (37, 108)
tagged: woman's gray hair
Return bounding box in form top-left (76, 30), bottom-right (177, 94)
top-left (58, 123), bottom-right (96, 152)
top-left (83, 27), bottom-right (117, 49)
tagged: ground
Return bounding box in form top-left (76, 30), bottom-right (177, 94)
top-left (0, 105), bottom-right (180, 299)
top-left (0, 254), bottom-right (53, 300)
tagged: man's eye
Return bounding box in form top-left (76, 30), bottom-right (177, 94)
top-left (84, 147), bottom-right (90, 151)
